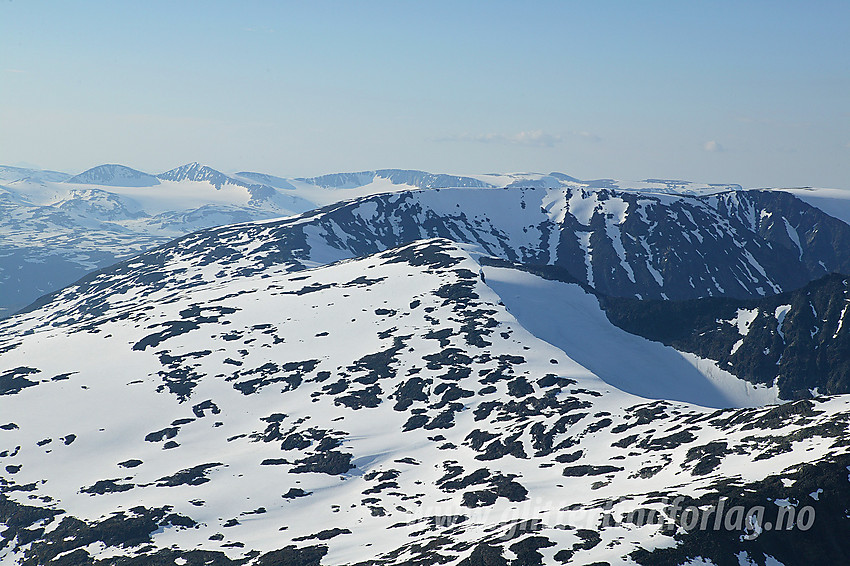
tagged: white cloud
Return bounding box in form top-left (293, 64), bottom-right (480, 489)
top-left (703, 140), bottom-right (723, 152)
top-left (510, 130), bottom-right (563, 146)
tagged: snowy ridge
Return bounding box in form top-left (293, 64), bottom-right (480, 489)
top-left (156, 162), bottom-right (251, 190)
top-left (2, 238), bottom-right (850, 565)
top-left (33, 184), bottom-right (847, 311)
top-left (233, 171), bottom-right (297, 190)
top-left (0, 165), bottom-right (71, 184)
top-left (1, 163), bottom-right (847, 319)
top-left (484, 265), bottom-right (779, 408)
top-left (297, 169), bottom-right (494, 190)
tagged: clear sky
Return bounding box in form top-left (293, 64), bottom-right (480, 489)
top-left (2, 1), bottom-right (848, 188)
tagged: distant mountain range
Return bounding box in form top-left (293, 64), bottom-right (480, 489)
top-left (296, 169), bottom-right (493, 189)
top-left (3, 162), bottom-right (848, 320)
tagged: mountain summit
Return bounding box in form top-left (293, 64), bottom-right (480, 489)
top-left (156, 162), bottom-right (244, 190)
top-left (65, 164), bottom-right (160, 187)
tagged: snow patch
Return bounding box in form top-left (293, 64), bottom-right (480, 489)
top-left (723, 308), bottom-right (759, 336)
top-left (834, 300), bottom-right (849, 338)
top-left (783, 217), bottom-right (803, 259)
top-left (775, 305), bottom-right (791, 340)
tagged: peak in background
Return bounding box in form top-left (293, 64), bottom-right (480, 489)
top-left (65, 164), bottom-right (161, 187)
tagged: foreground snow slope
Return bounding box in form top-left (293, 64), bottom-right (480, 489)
top-left (2, 239), bottom-right (850, 565)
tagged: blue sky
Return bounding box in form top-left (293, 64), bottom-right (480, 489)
top-left (1, 1), bottom-right (848, 187)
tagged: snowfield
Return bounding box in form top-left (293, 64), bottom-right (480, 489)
top-left (2, 235), bottom-right (850, 565)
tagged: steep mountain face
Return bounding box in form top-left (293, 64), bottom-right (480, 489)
top-left (2, 238), bottom-right (850, 565)
top-left (65, 164), bottom-right (160, 187)
top-left (602, 273), bottom-right (850, 400)
top-left (780, 186), bottom-right (850, 228)
top-left (157, 162), bottom-right (279, 194)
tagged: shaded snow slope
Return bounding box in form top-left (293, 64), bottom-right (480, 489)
top-left (483, 264), bottom-right (779, 407)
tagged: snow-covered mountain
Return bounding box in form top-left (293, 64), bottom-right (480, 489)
top-left (0, 163), bottom-right (318, 318)
top-left (157, 162), bottom-right (255, 190)
top-left (3, 234), bottom-right (850, 565)
top-left (47, 183), bottom-right (848, 301)
top-left (0, 165), bottom-right (71, 184)
top-left (233, 171), bottom-right (297, 190)
top-left (3, 163), bottom-right (850, 319)
top-left (65, 164), bottom-right (160, 187)
top-left (5, 164), bottom-right (554, 318)
top-left (4, 164), bottom-right (850, 564)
